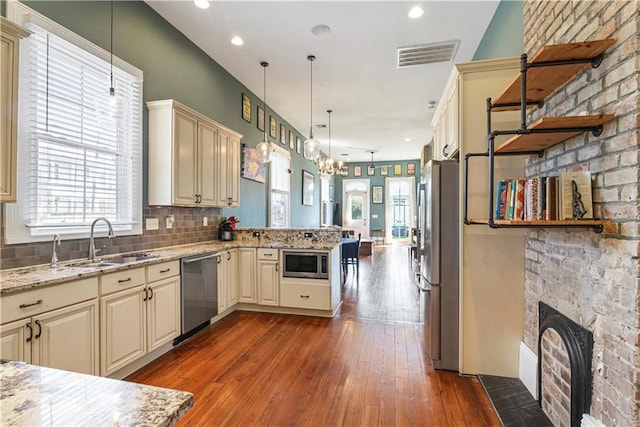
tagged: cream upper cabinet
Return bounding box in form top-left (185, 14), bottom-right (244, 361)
top-left (0, 277), bottom-right (99, 375)
top-left (238, 248), bottom-right (257, 303)
top-left (147, 99), bottom-right (242, 207)
top-left (431, 70), bottom-right (460, 160)
top-left (0, 18), bottom-right (30, 202)
top-left (215, 130), bottom-right (241, 207)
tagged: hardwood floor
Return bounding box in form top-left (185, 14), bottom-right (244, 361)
top-left (126, 244), bottom-right (500, 426)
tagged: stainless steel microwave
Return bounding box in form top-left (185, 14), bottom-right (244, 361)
top-left (282, 251), bottom-right (329, 280)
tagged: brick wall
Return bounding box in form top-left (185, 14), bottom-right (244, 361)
top-left (541, 328), bottom-right (571, 427)
top-left (523, 1), bottom-right (639, 426)
top-left (0, 205), bottom-right (223, 269)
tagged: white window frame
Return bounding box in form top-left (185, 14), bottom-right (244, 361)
top-left (268, 145), bottom-right (291, 228)
top-left (4, 1), bottom-right (143, 244)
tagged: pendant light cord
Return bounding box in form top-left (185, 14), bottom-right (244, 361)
top-left (308, 55), bottom-right (315, 138)
top-left (110, 0), bottom-right (114, 91)
top-left (261, 61), bottom-right (268, 139)
top-left (327, 109), bottom-right (332, 158)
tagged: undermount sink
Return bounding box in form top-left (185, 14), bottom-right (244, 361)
top-left (69, 253), bottom-right (158, 268)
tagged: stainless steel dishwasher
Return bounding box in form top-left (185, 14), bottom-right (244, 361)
top-left (176, 252), bottom-right (218, 344)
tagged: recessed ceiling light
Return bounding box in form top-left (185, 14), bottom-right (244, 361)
top-left (311, 24), bottom-right (331, 36)
top-left (194, 0), bottom-right (210, 9)
top-left (231, 36), bottom-right (244, 46)
top-left (405, 137), bottom-right (412, 142)
top-left (408, 6), bottom-right (424, 19)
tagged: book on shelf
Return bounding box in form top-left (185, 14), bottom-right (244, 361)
top-left (559, 171), bottom-right (593, 220)
top-left (494, 172), bottom-right (593, 221)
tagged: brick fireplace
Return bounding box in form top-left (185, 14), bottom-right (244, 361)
top-left (538, 302), bottom-right (593, 427)
top-left (522, 1), bottom-right (639, 427)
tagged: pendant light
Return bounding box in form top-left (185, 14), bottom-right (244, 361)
top-left (108, 0), bottom-right (116, 106)
top-left (256, 61), bottom-right (274, 163)
top-left (319, 109), bottom-right (335, 175)
top-left (303, 55), bottom-right (320, 161)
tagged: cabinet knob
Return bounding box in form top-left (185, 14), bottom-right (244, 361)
top-left (26, 322), bottom-right (33, 343)
top-left (34, 320), bottom-right (42, 339)
top-left (19, 299), bottom-right (43, 309)
top-left (442, 144), bottom-right (449, 158)
top-left (148, 287), bottom-right (154, 300)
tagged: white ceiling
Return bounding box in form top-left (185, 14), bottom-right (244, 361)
top-left (145, 0), bottom-right (499, 162)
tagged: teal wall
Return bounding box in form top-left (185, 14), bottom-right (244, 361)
top-left (334, 160), bottom-right (420, 232)
top-left (473, 0), bottom-right (524, 60)
top-left (13, 0), bottom-right (321, 227)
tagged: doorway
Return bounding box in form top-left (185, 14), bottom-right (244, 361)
top-left (343, 179), bottom-right (370, 238)
top-left (384, 177), bottom-right (416, 244)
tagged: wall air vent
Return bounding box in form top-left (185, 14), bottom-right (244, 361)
top-left (397, 39), bottom-right (460, 68)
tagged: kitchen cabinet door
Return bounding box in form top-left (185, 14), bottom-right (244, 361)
top-left (147, 276), bottom-right (180, 352)
top-left (0, 319), bottom-right (31, 363)
top-left (217, 254), bottom-right (227, 313)
top-left (0, 18), bottom-right (29, 202)
top-left (173, 108), bottom-right (199, 206)
top-left (238, 248), bottom-right (257, 303)
top-left (257, 260), bottom-right (279, 306)
top-left (227, 249), bottom-right (239, 307)
top-left (214, 131), bottom-right (241, 207)
top-left (198, 121), bottom-right (217, 206)
top-left (33, 299), bottom-right (98, 376)
top-left (100, 286), bottom-right (146, 376)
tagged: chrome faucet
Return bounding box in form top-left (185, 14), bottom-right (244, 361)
top-left (50, 234), bottom-right (61, 268)
top-left (88, 218), bottom-right (116, 261)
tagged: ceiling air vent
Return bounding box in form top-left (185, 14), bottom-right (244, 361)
top-left (397, 39), bottom-right (460, 68)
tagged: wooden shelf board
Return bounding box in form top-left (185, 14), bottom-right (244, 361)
top-left (492, 39), bottom-right (616, 111)
top-left (468, 219), bottom-right (607, 227)
top-left (494, 114), bottom-right (616, 153)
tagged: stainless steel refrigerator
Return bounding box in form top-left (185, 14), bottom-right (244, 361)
top-left (418, 160), bottom-right (459, 371)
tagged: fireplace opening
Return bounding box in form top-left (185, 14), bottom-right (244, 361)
top-left (538, 302), bottom-right (594, 427)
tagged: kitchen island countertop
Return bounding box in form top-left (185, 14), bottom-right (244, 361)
top-left (0, 361), bottom-right (193, 426)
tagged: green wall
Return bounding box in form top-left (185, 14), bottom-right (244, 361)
top-left (473, 0), bottom-right (524, 60)
top-left (13, 0), bottom-right (321, 227)
top-left (334, 160), bottom-right (420, 232)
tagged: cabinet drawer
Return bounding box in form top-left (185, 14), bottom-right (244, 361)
top-left (280, 283), bottom-right (330, 310)
top-left (147, 260), bottom-right (180, 282)
top-left (101, 267), bottom-right (145, 295)
top-left (257, 248), bottom-right (278, 260)
top-left (1, 277), bottom-right (99, 324)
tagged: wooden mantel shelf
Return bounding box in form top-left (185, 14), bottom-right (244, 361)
top-left (494, 114), bottom-right (616, 153)
top-left (467, 218), bottom-right (610, 233)
top-left (492, 39), bottom-right (616, 111)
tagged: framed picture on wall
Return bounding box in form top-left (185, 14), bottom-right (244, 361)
top-left (242, 93), bottom-right (251, 123)
top-left (380, 165), bottom-right (389, 176)
top-left (280, 124), bottom-right (286, 144)
top-left (372, 185), bottom-right (383, 204)
top-left (269, 116), bottom-right (276, 139)
top-left (289, 131), bottom-right (295, 150)
top-left (354, 166), bottom-right (362, 177)
top-left (302, 170), bottom-right (315, 206)
top-left (394, 164), bottom-right (402, 175)
top-left (257, 106), bottom-right (265, 131)
top-left (407, 163), bottom-right (416, 175)
top-left (367, 165), bottom-right (375, 176)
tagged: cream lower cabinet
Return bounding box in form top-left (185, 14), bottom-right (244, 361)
top-left (257, 249), bottom-right (279, 306)
top-left (0, 277), bottom-right (99, 375)
top-left (238, 248), bottom-right (257, 303)
top-left (100, 262), bottom-right (180, 376)
top-left (217, 249), bottom-right (238, 312)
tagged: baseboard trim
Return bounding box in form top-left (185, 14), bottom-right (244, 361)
top-left (519, 341), bottom-right (538, 399)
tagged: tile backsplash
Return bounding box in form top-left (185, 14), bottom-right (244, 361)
top-left (0, 205), bottom-right (223, 270)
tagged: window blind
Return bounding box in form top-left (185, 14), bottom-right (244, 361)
top-left (19, 22), bottom-right (142, 232)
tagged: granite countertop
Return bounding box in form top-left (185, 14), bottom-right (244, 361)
top-left (0, 361), bottom-right (193, 426)
top-left (0, 239), bottom-right (340, 295)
